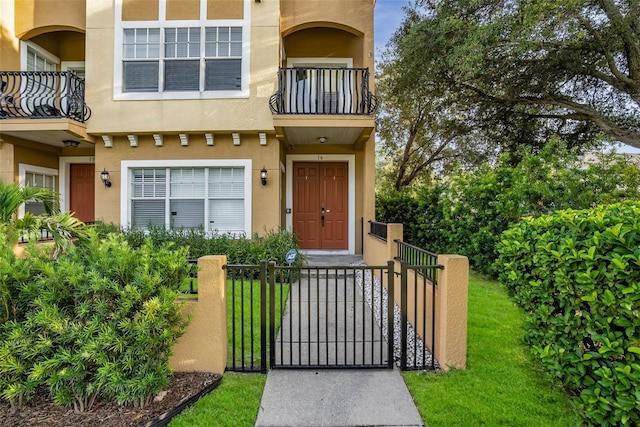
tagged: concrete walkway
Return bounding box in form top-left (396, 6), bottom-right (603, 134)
top-left (255, 254), bottom-right (424, 427)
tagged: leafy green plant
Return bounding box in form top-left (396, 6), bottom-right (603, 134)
top-left (96, 222), bottom-right (303, 266)
top-left (377, 140), bottom-right (640, 277)
top-left (0, 231), bottom-right (192, 412)
top-left (496, 201), bottom-right (640, 425)
top-left (0, 180), bottom-right (88, 258)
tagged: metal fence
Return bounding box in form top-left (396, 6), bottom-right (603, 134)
top-left (368, 220), bottom-right (388, 241)
top-left (395, 240), bottom-right (441, 283)
top-left (223, 259), bottom-right (440, 372)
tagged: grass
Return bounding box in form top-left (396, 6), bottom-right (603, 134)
top-left (403, 272), bottom-right (579, 426)
top-left (170, 271), bottom-right (579, 426)
top-left (168, 372), bottom-right (266, 427)
top-left (227, 273), bottom-right (289, 370)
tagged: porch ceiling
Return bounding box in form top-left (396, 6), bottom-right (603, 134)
top-left (273, 115), bottom-right (374, 147)
top-left (0, 118), bottom-right (95, 148)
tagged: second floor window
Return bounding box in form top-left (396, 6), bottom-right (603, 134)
top-left (122, 26), bottom-right (242, 93)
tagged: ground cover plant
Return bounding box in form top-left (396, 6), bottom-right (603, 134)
top-left (497, 202), bottom-right (640, 425)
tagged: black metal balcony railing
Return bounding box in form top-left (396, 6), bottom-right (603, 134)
top-left (269, 67), bottom-right (378, 115)
top-left (0, 71), bottom-right (91, 122)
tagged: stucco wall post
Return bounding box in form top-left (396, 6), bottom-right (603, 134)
top-left (170, 255), bottom-right (227, 374)
top-left (363, 222), bottom-right (402, 266)
top-left (435, 254), bottom-right (468, 371)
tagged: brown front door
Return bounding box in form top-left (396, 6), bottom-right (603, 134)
top-left (293, 162), bottom-right (348, 249)
top-left (70, 164), bottom-right (95, 222)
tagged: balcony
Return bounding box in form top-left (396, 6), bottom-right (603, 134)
top-left (0, 71), bottom-right (93, 148)
top-left (269, 67), bottom-right (377, 147)
top-left (269, 67), bottom-right (377, 115)
top-left (1, 71), bottom-right (91, 122)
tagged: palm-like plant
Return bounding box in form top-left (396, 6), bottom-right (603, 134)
top-left (0, 181), bottom-right (88, 258)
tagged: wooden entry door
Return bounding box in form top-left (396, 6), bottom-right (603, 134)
top-left (293, 162), bottom-right (348, 249)
top-left (69, 164), bottom-right (95, 222)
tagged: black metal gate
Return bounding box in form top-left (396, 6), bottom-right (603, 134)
top-left (225, 260), bottom-right (440, 372)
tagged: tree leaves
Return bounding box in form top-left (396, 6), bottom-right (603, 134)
top-left (383, 0), bottom-right (640, 154)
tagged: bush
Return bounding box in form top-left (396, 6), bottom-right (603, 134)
top-left (0, 231), bottom-right (192, 412)
top-left (94, 223), bottom-right (303, 266)
top-left (376, 141), bottom-right (640, 277)
top-left (496, 202), bottom-right (640, 425)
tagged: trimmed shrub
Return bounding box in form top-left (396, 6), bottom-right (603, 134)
top-left (93, 223), bottom-right (303, 266)
top-left (496, 202), bottom-right (640, 425)
top-left (0, 231), bottom-right (192, 412)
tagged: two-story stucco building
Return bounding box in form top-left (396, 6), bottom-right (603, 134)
top-left (0, 0), bottom-right (377, 255)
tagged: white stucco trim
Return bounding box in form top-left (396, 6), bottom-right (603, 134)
top-left (285, 154), bottom-right (356, 254)
top-left (59, 156), bottom-right (95, 213)
top-left (120, 159), bottom-right (252, 234)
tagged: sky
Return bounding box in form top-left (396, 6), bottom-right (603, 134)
top-left (374, 0), bottom-right (410, 55)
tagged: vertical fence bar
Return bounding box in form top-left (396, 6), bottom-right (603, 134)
top-left (431, 270), bottom-right (437, 370)
top-left (400, 261), bottom-right (408, 371)
top-left (387, 261), bottom-right (395, 368)
top-left (269, 262), bottom-right (276, 369)
top-left (230, 268), bottom-right (237, 370)
top-left (260, 261), bottom-right (267, 373)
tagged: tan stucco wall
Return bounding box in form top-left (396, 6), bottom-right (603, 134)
top-left (284, 28), bottom-right (364, 67)
top-left (166, 0), bottom-right (200, 20)
top-left (86, 0), bottom-right (279, 135)
top-left (207, 0), bottom-right (244, 20)
top-left (435, 255), bottom-right (469, 370)
top-left (121, 0), bottom-right (159, 21)
top-left (280, 0), bottom-right (375, 69)
top-left (0, 141), bottom-right (15, 183)
top-left (0, 0), bottom-right (19, 69)
top-left (170, 255), bottom-right (228, 374)
top-left (94, 133), bottom-right (281, 233)
top-left (14, 0), bottom-right (86, 39)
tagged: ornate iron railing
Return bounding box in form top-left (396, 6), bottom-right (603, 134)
top-left (269, 67), bottom-right (378, 115)
top-left (0, 71), bottom-right (91, 122)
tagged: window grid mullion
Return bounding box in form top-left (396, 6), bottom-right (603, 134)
top-left (164, 168), bottom-right (171, 228)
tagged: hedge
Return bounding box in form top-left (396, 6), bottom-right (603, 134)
top-left (496, 201), bottom-right (640, 425)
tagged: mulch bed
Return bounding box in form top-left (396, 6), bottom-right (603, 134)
top-left (0, 372), bottom-right (221, 427)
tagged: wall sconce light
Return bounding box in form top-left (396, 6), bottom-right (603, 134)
top-left (318, 136), bottom-right (327, 143)
top-left (101, 169), bottom-right (112, 188)
top-left (62, 139), bottom-right (80, 148)
top-left (260, 166), bottom-right (268, 186)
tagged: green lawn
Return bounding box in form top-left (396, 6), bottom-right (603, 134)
top-left (171, 272), bottom-right (579, 426)
top-left (169, 372), bottom-right (266, 427)
top-left (403, 272), bottom-right (579, 426)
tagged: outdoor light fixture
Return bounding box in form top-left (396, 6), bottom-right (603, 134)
top-left (62, 139), bottom-right (80, 148)
top-left (318, 136), bottom-right (327, 143)
top-left (260, 166), bottom-right (268, 185)
top-left (101, 169), bottom-right (112, 188)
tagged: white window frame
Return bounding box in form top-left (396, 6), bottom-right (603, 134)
top-left (18, 164), bottom-right (59, 218)
top-left (121, 159), bottom-right (252, 234)
top-left (21, 41), bottom-right (59, 71)
top-left (113, 0), bottom-right (251, 100)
